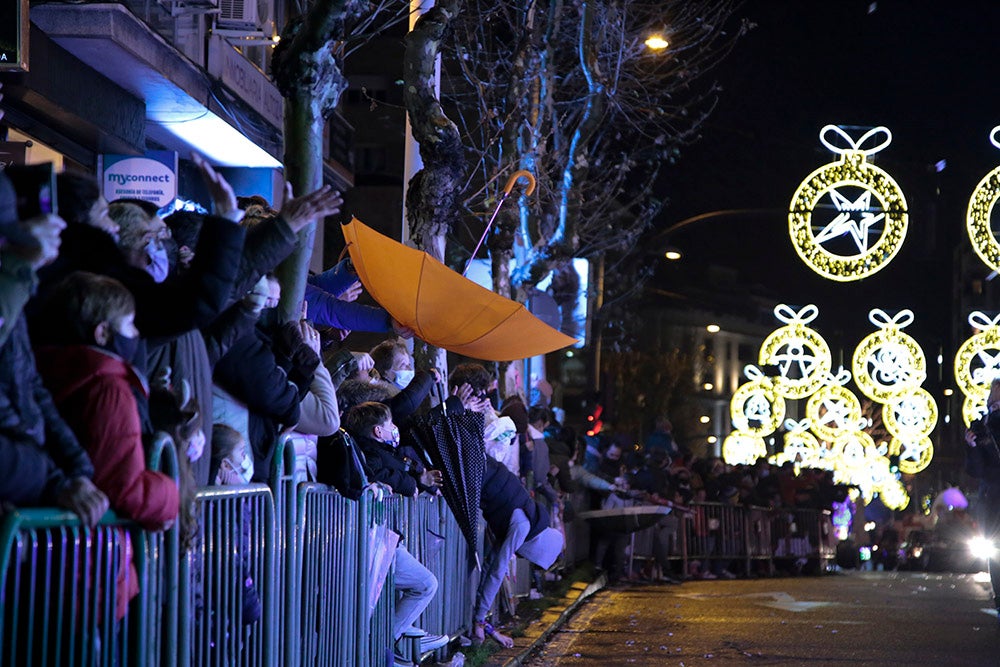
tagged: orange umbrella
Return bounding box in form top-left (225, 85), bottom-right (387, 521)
top-left (341, 217), bottom-right (578, 362)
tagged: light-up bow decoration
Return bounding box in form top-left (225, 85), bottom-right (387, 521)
top-left (852, 309), bottom-right (926, 402)
top-left (966, 127), bottom-right (1000, 273)
top-left (758, 304), bottom-right (832, 400)
top-left (789, 125), bottom-right (908, 281)
top-left (883, 388), bottom-right (938, 441)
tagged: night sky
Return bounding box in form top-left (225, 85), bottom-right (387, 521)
top-left (658, 0), bottom-right (1000, 358)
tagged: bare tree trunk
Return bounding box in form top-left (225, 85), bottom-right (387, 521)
top-left (404, 0), bottom-right (464, 370)
top-left (271, 0), bottom-right (361, 322)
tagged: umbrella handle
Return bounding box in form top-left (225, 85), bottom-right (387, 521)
top-left (503, 170), bottom-right (536, 197)
top-left (462, 170), bottom-right (537, 277)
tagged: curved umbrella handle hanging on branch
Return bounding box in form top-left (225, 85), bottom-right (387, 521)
top-left (463, 170), bottom-right (537, 277)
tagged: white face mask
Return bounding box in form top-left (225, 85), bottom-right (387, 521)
top-left (144, 238), bottom-right (170, 283)
top-left (220, 451), bottom-right (254, 485)
top-left (392, 369), bottom-right (415, 390)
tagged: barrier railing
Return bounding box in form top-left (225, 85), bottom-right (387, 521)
top-left (186, 484), bottom-right (275, 667)
top-left (622, 502), bottom-right (835, 577)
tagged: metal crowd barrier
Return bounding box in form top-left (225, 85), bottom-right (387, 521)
top-left (623, 502), bottom-right (835, 577)
top-left (0, 433), bottom-right (179, 667)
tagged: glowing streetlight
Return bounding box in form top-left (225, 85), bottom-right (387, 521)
top-left (664, 249), bottom-right (682, 260)
top-left (645, 35), bottom-right (669, 50)
top-left (699, 415), bottom-right (710, 424)
top-left (943, 388), bottom-right (954, 397)
top-left (706, 324), bottom-right (720, 333)
top-left (707, 435), bottom-right (718, 444)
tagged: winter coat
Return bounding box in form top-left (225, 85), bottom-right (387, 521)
top-left (304, 260), bottom-right (395, 333)
top-left (968, 411), bottom-right (1000, 492)
top-left (481, 456), bottom-right (549, 543)
top-left (352, 433), bottom-right (431, 497)
top-left (36, 344), bottom-right (179, 529)
top-left (213, 323), bottom-right (315, 481)
top-left (0, 315), bottom-right (94, 505)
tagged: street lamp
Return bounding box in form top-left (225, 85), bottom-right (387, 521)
top-left (664, 247), bottom-right (682, 261)
top-left (706, 324), bottom-right (721, 333)
top-left (645, 35), bottom-right (669, 50)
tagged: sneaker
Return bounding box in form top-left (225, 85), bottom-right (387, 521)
top-left (401, 626), bottom-right (427, 638)
top-left (419, 633), bottom-right (450, 652)
top-left (719, 570), bottom-right (737, 580)
top-left (700, 571), bottom-right (718, 580)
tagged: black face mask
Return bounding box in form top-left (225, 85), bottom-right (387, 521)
top-left (106, 331), bottom-right (140, 364)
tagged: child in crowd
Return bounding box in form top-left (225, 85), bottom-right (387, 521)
top-left (342, 402), bottom-right (449, 666)
top-left (34, 270), bottom-right (179, 529)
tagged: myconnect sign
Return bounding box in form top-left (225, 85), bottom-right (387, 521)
top-left (99, 151), bottom-right (178, 209)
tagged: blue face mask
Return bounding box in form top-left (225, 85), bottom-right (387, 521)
top-left (108, 331), bottom-right (140, 364)
top-left (380, 424), bottom-right (400, 448)
top-left (393, 369), bottom-right (415, 390)
top-left (145, 238), bottom-right (169, 283)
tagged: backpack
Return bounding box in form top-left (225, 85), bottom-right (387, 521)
top-left (316, 428), bottom-right (370, 500)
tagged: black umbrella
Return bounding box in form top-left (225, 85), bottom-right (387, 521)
top-left (410, 404), bottom-right (485, 570)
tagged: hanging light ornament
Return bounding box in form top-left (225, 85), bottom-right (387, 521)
top-left (882, 388), bottom-right (938, 440)
top-left (722, 431), bottom-right (768, 466)
top-left (954, 311), bottom-right (1000, 400)
top-left (774, 418), bottom-right (823, 469)
top-left (852, 309), bottom-right (926, 402)
top-left (758, 304), bottom-right (832, 400)
top-left (729, 365), bottom-right (786, 436)
top-left (966, 127), bottom-right (1000, 272)
top-left (805, 367), bottom-right (863, 442)
top-left (889, 435), bottom-right (934, 475)
top-left (788, 125), bottom-right (908, 281)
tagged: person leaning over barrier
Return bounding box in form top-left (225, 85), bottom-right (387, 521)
top-left (342, 402), bottom-right (449, 664)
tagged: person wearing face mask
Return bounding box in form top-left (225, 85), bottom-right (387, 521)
top-left (369, 338), bottom-right (441, 421)
top-left (34, 270), bottom-right (179, 532)
top-left (342, 402), bottom-right (448, 664)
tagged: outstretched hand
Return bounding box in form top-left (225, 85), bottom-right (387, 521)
top-left (57, 477), bottom-right (110, 528)
top-left (279, 183), bottom-right (344, 232)
top-left (192, 153), bottom-right (238, 218)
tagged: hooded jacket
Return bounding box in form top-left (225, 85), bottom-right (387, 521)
top-left (36, 344), bottom-right (179, 529)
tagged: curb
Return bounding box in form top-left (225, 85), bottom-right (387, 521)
top-left (500, 573), bottom-right (607, 667)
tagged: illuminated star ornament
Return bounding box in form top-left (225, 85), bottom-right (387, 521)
top-left (966, 127), bottom-right (1000, 272)
top-left (789, 125), bottom-right (908, 281)
top-left (730, 365), bottom-right (786, 435)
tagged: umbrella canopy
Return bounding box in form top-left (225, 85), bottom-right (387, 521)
top-left (410, 406), bottom-right (486, 569)
top-left (342, 217), bottom-right (578, 362)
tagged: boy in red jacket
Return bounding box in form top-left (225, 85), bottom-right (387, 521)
top-left (35, 270), bottom-right (179, 530)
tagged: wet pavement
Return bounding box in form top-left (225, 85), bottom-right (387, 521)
top-left (520, 570), bottom-right (1000, 666)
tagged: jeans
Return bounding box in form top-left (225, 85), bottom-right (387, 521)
top-left (474, 509), bottom-right (531, 622)
top-left (393, 543), bottom-right (438, 640)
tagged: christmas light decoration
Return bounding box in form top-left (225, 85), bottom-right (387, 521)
top-left (954, 311), bottom-right (1000, 398)
top-left (889, 436), bottom-right (934, 475)
top-left (789, 125), bottom-right (907, 281)
top-left (883, 388), bottom-right (938, 440)
top-left (774, 419), bottom-right (823, 469)
top-left (966, 127), bottom-right (1000, 273)
top-left (729, 365), bottom-right (786, 435)
top-left (852, 309), bottom-right (926, 402)
top-left (759, 304), bottom-right (832, 399)
top-left (963, 394), bottom-right (988, 428)
top-left (805, 368), bottom-right (863, 441)
top-left (722, 431), bottom-right (767, 466)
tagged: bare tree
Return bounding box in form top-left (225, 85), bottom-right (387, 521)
top-left (271, 0), bottom-right (410, 322)
top-left (442, 0), bottom-right (747, 312)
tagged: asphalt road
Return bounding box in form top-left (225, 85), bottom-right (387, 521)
top-left (523, 570), bottom-right (1000, 667)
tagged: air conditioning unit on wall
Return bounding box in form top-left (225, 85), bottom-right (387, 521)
top-left (218, 0), bottom-right (260, 30)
